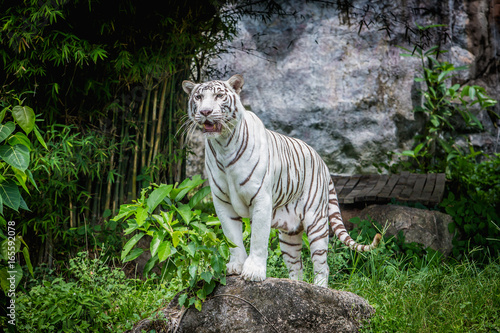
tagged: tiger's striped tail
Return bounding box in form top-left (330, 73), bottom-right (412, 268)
top-left (328, 178), bottom-right (382, 252)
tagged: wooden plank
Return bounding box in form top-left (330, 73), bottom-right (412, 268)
top-left (408, 174), bottom-right (428, 202)
top-left (391, 172), bottom-right (410, 200)
top-left (429, 173), bottom-right (446, 205)
top-left (338, 175), bottom-right (361, 202)
top-left (332, 176), bottom-right (349, 196)
top-left (420, 173), bottom-right (437, 205)
top-left (344, 175), bottom-right (372, 204)
top-left (377, 174), bottom-right (400, 201)
top-left (355, 174), bottom-right (380, 202)
top-left (364, 175), bottom-right (388, 201)
top-left (399, 173), bottom-right (418, 200)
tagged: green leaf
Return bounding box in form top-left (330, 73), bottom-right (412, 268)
top-left (123, 248), bottom-right (144, 263)
top-left (0, 144), bottom-right (30, 171)
top-left (401, 150), bottom-right (415, 157)
top-left (33, 127), bottom-right (48, 150)
top-left (0, 122), bottom-right (15, 143)
top-left (210, 255), bottom-right (222, 274)
top-left (121, 232), bottom-right (145, 261)
top-left (12, 105), bottom-right (35, 134)
top-left (0, 107), bottom-right (8, 123)
top-left (175, 204), bottom-right (193, 224)
top-left (22, 247), bottom-right (34, 277)
top-left (178, 293), bottom-right (188, 307)
top-left (0, 180), bottom-right (21, 211)
top-left (189, 263), bottom-right (198, 278)
top-left (25, 169), bottom-right (38, 191)
top-left (158, 240), bottom-right (173, 262)
top-left (135, 206), bottom-right (148, 226)
top-left (188, 186), bottom-right (211, 209)
top-left (200, 271), bottom-right (213, 283)
top-left (112, 204), bottom-right (138, 222)
top-left (147, 184), bottom-right (173, 213)
top-left (172, 231), bottom-right (183, 248)
top-left (13, 167), bottom-right (29, 194)
top-left (150, 229), bottom-right (166, 257)
top-left (0, 264), bottom-right (23, 294)
top-left (8, 132), bottom-right (31, 150)
top-left (143, 254), bottom-right (158, 276)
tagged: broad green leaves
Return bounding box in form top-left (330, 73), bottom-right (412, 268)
top-left (0, 144), bottom-right (30, 171)
top-left (111, 177), bottom-right (228, 311)
top-left (0, 100), bottom-right (46, 215)
top-left (0, 122), bottom-right (15, 143)
top-left (12, 105), bottom-right (35, 134)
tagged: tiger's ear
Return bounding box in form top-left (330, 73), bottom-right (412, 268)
top-left (182, 80), bottom-right (196, 95)
top-left (227, 74), bottom-right (244, 94)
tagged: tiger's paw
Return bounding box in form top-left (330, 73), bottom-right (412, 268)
top-left (241, 256), bottom-right (267, 282)
top-left (226, 260), bottom-right (244, 275)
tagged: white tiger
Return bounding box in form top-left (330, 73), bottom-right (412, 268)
top-left (182, 74), bottom-right (381, 287)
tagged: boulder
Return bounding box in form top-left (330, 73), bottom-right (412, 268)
top-left (126, 276), bottom-right (375, 333)
top-left (358, 204), bottom-right (454, 255)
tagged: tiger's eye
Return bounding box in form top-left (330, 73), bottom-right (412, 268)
top-left (194, 95), bottom-right (202, 100)
top-left (216, 94), bottom-right (224, 99)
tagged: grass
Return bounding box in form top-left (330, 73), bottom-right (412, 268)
top-left (267, 238), bottom-right (500, 333)
top-left (10, 236), bottom-right (500, 333)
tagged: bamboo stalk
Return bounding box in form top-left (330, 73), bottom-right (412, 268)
top-left (147, 88), bottom-right (159, 168)
top-left (167, 78), bottom-right (175, 184)
top-left (132, 98), bottom-right (145, 199)
top-left (104, 143), bottom-right (115, 213)
top-left (153, 79), bottom-right (169, 166)
top-left (141, 90), bottom-right (151, 170)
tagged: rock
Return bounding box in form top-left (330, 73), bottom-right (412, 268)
top-left (358, 205), bottom-right (454, 255)
top-left (185, 0), bottom-right (500, 176)
top-left (126, 276), bottom-right (375, 333)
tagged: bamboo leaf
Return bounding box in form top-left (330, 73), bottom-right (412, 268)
top-left (33, 127), bottom-right (48, 150)
top-left (12, 105), bottom-right (35, 134)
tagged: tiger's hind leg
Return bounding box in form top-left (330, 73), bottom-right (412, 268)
top-left (279, 231), bottom-right (304, 281)
top-left (306, 215), bottom-right (330, 287)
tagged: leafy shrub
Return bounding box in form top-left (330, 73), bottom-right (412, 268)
top-left (16, 251), bottom-right (171, 332)
top-left (111, 175), bottom-right (231, 311)
top-left (376, 32), bottom-right (499, 260)
top-left (391, 43), bottom-right (497, 174)
top-left (442, 153), bottom-right (500, 260)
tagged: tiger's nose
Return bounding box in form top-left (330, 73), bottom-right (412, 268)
top-left (200, 109), bottom-right (212, 117)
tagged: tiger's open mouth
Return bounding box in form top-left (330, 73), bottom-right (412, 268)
top-left (202, 121), bottom-right (222, 133)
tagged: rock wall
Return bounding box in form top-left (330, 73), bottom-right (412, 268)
top-left (186, 0), bottom-right (500, 176)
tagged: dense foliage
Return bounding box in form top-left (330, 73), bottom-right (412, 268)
top-left (111, 176), bottom-right (230, 311)
top-left (0, 0), bottom-right (239, 269)
top-left (375, 26), bottom-right (500, 260)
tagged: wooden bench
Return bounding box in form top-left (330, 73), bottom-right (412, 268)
top-left (331, 172), bottom-right (446, 206)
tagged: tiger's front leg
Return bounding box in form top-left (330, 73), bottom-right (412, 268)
top-left (213, 199), bottom-right (247, 275)
top-left (241, 195), bottom-right (272, 282)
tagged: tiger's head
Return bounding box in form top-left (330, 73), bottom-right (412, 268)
top-left (182, 74), bottom-right (244, 137)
